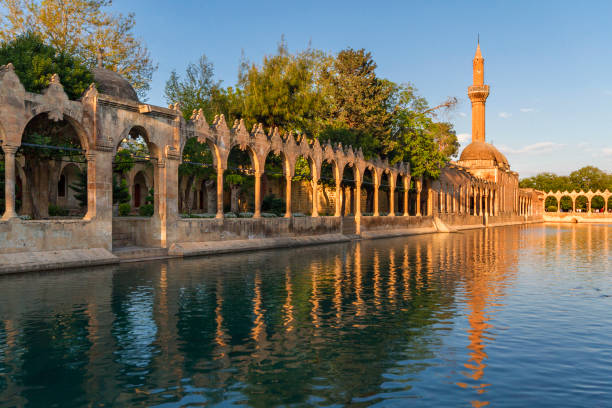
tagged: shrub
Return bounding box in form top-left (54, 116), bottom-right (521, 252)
top-left (262, 194), bottom-right (286, 216)
top-left (118, 203), bottom-right (131, 216)
top-left (224, 213), bottom-right (237, 218)
top-left (48, 204), bottom-right (69, 216)
top-left (139, 203), bottom-right (154, 217)
top-left (546, 205), bottom-right (558, 212)
top-left (293, 212), bottom-right (306, 217)
top-left (261, 212), bottom-right (278, 218)
top-left (239, 212), bottom-right (253, 218)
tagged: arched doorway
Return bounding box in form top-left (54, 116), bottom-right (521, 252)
top-left (113, 127), bottom-right (156, 217)
top-left (17, 113), bottom-right (88, 219)
top-left (545, 196), bottom-right (558, 212)
top-left (340, 164), bottom-right (357, 216)
top-left (179, 137), bottom-right (215, 215)
top-left (262, 150), bottom-right (288, 217)
top-left (361, 167), bottom-right (375, 215)
top-left (591, 195), bottom-right (605, 213)
top-left (559, 196), bottom-right (573, 212)
top-left (225, 146), bottom-right (256, 216)
top-left (319, 160), bottom-right (337, 216)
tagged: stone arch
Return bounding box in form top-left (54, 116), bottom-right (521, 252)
top-left (361, 166), bottom-right (377, 215)
top-left (320, 158), bottom-right (340, 216)
top-left (225, 144), bottom-right (258, 214)
top-left (56, 162), bottom-right (83, 211)
top-left (575, 194), bottom-right (588, 213)
top-left (262, 149), bottom-right (291, 216)
top-left (339, 161), bottom-right (358, 216)
top-left (559, 195), bottom-right (573, 212)
top-left (132, 171), bottom-right (149, 209)
top-left (590, 194), bottom-right (606, 213)
top-left (179, 137), bottom-right (216, 214)
top-left (19, 111), bottom-right (91, 153)
top-left (17, 112), bottom-right (89, 219)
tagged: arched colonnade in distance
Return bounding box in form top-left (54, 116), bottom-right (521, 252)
top-left (543, 190), bottom-right (612, 213)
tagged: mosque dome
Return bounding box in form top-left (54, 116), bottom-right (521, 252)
top-left (459, 141), bottom-right (509, 166)
top-left (92, 67), bottom-right (138, 102)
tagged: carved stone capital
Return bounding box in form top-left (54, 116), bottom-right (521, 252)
top-left (1, 144), bottom-right (18, 155)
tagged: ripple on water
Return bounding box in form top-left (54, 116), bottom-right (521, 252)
top-left (0, 224), bottom-right (611, 407)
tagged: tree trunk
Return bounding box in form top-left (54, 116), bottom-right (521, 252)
top-left (184, 175), bottom-right (194, 214)
top-left (230, 184), bottom-right (240, 213)
top-left (205, 179), bottom-right (216, 213)
top-left (24, 158), bottom-right (50, 219)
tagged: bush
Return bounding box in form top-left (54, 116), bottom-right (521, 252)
top-left (262, 194), bottom-right (286, 216)
top-left (139, 203), bottom-right (154, 217)
top-left (546, 205), bottom-right (558, 212)
top-left (48, 204), bottom-right (69, 216)
top-left (224, 213), bottom-right (237, 218)
top-left (118, 203), bottom-right (131, 216)
top-left (261, 212), bottom-right (278, 218)
top-left (293, 212), bottom-right (306, 217)
top-left (239, 212), bottom-right (254, 218)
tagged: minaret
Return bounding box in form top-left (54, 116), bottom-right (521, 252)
top-left (468, 42), bottom-right (490, 143)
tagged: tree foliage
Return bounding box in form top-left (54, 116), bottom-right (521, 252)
top-left (520, 166), bottom-right (612, 192)
top-left (165, 39), bottom-right (458, 181)
top-left (0, 0), bottom-right (156, 98)
top-left (0, 32), bottom-right (93, 99)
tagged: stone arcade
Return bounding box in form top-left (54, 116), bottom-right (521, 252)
top-left (0, 44), bottom-right (543, 272)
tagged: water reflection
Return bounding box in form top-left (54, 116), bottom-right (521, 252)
top-left (0, 224), bottom-right (611, 406)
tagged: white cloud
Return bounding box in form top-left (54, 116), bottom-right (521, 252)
top-left (498, 142), bottom-right (565, 154)
top-left (601, 147), bottom-right (612, 156)
top-left (578, 142), bottom-right (590, 148)
top-left (457, 133), bottom-right (471, 143)
top-left (458, 112), bottom-right (467, 117)
top-left (520, 108), bottom-right (535, 113)
top-left (498, 112), bottom-right (512, 119)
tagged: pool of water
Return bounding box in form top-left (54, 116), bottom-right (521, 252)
top-left (0, 224), bottom-right (611, 407)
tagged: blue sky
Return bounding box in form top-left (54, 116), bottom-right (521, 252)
top-left (113, 0), bottom-right (612, 177)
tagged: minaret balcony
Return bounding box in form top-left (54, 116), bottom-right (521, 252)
top-left (468, 85), bottom-right (490, 102)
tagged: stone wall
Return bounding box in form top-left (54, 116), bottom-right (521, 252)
top-left (0, 218), bottom-right (111, 254)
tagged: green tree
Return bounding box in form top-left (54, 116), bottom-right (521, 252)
top-left (239, 38), bottom-right (328, 135)
top-left (0, 32), bottom-right (93, 99)
top-left (0, 0), bottom-right (156, 98)
top-left (164, 54), bottom-right (242, 121)
top-left (569, 166), bottom-right (612, 192)
top-left (320, 48), bottom-right (394, 146)
top-left (384, 85), bottom-right (456, 178)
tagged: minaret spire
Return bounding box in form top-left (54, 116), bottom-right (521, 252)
top-left (468, 40), bottom-right (489, 143)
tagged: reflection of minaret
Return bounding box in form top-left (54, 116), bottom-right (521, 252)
top-left (469, 41), bottom-right (490, 143)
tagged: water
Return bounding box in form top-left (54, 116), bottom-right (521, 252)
top-left (0, 224), bottom-right (611, 407)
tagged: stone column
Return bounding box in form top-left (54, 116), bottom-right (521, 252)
top-left (389, 176), bottom-right (395, 216)
top-left (216, 166), bottom-right (224, 218)
top-left (1, 144), bottom-right (18, 220)
top-left (355, 179), bottom-right (362, 218)
top-left (452, 186), bottom-right (457, 214)
top-left (311, 174), bottom-right (319, 217)
top-left (284, 171), bottom-right (292, 218)
top-left (572, 198), bottom-right (575, 213)
top-left (415, 189), bottom-right (421, 216)
top-left (334, 173), bottom-right (342, 217)
top-left (402, 176), bottom-right (409, 216)
top-left (84, 150), bottom-right (112, 221)
top-left (427, 189), bottom-right (434, 216)
top-left (253, 171), bottom-right (262, 218)
top-left (373, 178), bottom-right (379, 216)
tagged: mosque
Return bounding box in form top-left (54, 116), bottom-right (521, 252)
top-left (0, 43), bottom-right (542, 272)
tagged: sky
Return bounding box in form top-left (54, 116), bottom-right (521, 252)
top-left (112, 0), bottom-right (612, 178)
